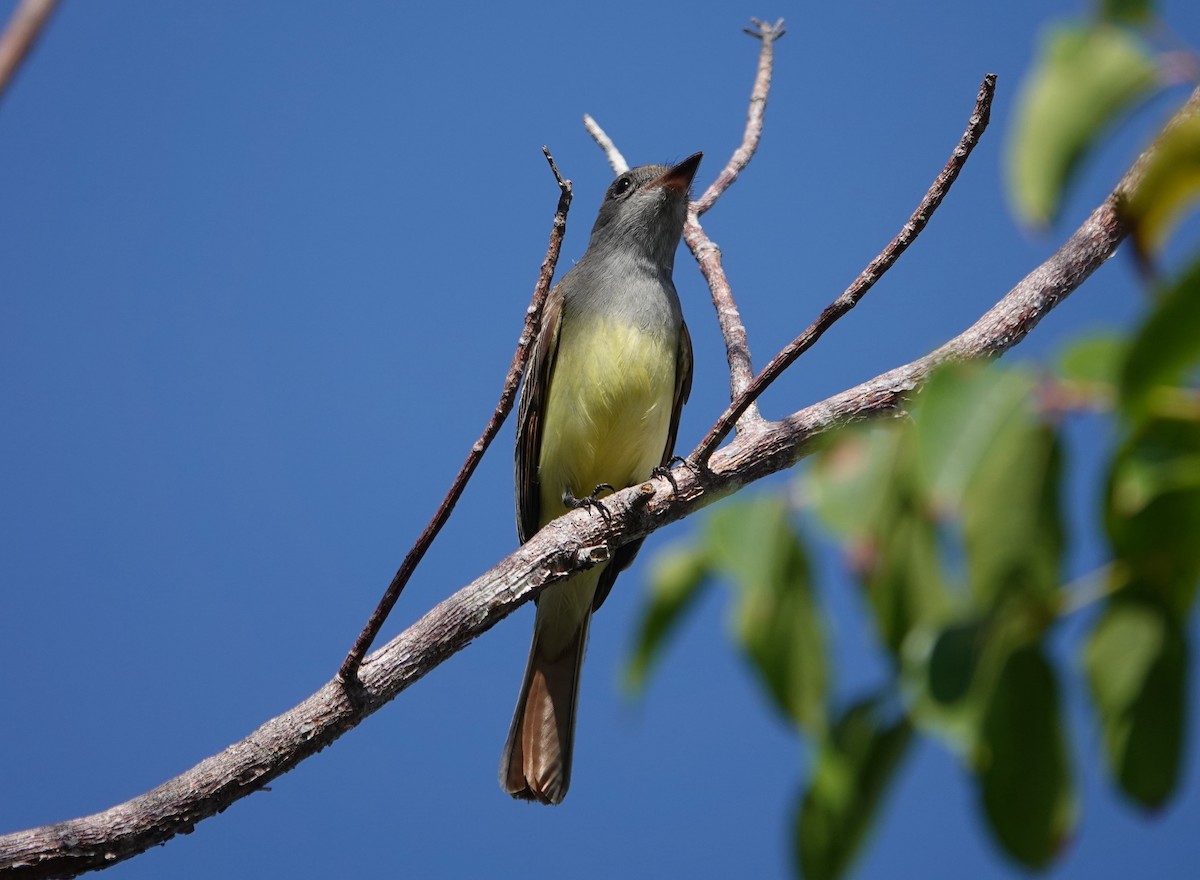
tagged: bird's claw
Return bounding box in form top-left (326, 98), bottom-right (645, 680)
top-left (563, 484), bottom-right (615, 521)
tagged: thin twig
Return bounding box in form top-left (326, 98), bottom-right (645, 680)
top-left (5, 75), bottom-right (1195, 880)
top-left (684, 215), bottom-right (762, 407)
top-left (685, 20), bottom-right (783, 404)
top-left (693, 18), bottom-right (786, 216)
top-left (337, 148), bottom-right (571, 684)
top-left (0, 0), bottom-right (58, 105)
top-left (691, 73), bottom-right (998, 463)
top-left (582, 113), bottom-right (628, 174)
top-left (582, 20), bottom-right (785, 409)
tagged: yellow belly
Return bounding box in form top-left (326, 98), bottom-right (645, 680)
top-left (531, 313), bottom-right (678, 652)
top-left (536, 314), bottom-right (677, 526)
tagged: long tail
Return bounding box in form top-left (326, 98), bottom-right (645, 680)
top-left (499, 612), bottom-right (591, 805)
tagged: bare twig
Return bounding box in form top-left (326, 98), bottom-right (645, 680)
top-left (337, 149), bottom-right (571, 683)
top-left (684, 215), bottom-right (762, 407)
top-left (685, 20), bottom-right (784, 408)
top-left (0, 0), bottom-right (58, 105)
top-left (582, 113), bottom-right (628, 174)
top-left (583, 20), bottom-right (786, 411)
top-left (5, 78), bottom-right (1196, 880)
top-left (693, 17), bottom-right (786, 216)
top-left (691, 73), bottom-right (998, 463)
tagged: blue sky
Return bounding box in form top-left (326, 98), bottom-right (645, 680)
top-left (2, 1), bottom-right (1199, 878)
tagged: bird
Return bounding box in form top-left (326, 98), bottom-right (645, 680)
top-left (500, 152), bottom-right (701, 804)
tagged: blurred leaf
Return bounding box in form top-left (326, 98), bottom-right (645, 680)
top-left (1007, 23), bottom-right (1158, 226)
top-left (806, 421), bottom-right (950, 655)
top-left (807, 425), bottom-right (903, 539)
top-left (624, 545), bottom-right (712, 695)
top-left (1119, 257), bottom-right (1200, 420)
top-left (927, 618), bottom-right (989, 704)
top-left (1124, 116), bottom-right (1200, 258)
top-left (1107, 416), bottom-right (1200, 614)
top-left (976, 644), bottom-right (1077, 868)
top-left (707, 499), bottom-right (828, 733)
top-left (904, 612), bottom-right (1024, 754)
top-left (913, 364), bottom-right (1037, 508)
top-left (1085, 599), bottom-right (1188, 807)
top-left (1057, 333), bottom-right (1127, 388)
top-left (1096, 0), bottom-right (1155, 24)
top-left (795, 697), bottom-right (912, 880)
top-left (864, 488), bottom-right (950, 657)
top-left (906, 364), bottom-right (1067, 614)
top-left (963, 420), bottom-right (1065, 613)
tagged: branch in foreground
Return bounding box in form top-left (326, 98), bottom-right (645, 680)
top-left (337, 149), bottom-right (571, 682)
top-left (5, 81), bottom-right (1196, 880)
top-left (0, 0), bottom-right (58, 104)
top-left (691, 72), bottom-right (997, 463)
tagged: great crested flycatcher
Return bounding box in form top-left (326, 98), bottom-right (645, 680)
top-left (500, 152), bottom-right (701, 804)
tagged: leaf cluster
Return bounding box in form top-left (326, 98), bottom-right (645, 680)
top-left (631, 2), bottom-right (1200, 875)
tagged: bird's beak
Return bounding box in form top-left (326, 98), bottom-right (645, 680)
top-left (648, 152), bottom-right (703, 193)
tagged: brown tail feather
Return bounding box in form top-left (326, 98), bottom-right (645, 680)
top-left (499, 614), bottom-right (590, 805)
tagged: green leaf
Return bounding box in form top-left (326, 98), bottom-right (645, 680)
top-left (1107, 416), bottom-right (1200, 614)
top-left (1096, 0), bottom-right (1155, 24)
top-left (1123, 115), bottom-right (1200, 258)
top-left (976, 644), bottom-right (1077, 868)
top-left (795, 697), bottom-right (912, 880)
top-left (927, 619), bottom-right (989, 705)
top-left (1007, 23), bottom-right (1158, 226)
top-left (913, 363), bottom-right (1037, 508)
top-left (906, 364), bottom-right (1067, 614)
top-left (904, 612), bottom-right (1025, 753)
top-left (707, 498), bottom-right (828, 733)
top-left (1119, 257), bottom-right (1200, 420)
top-left (1084, 599), bottom-right (1188, 807)
top-left (1056, 333), bottom-right (1127, 388)
top-left (624, 545), bottom-right (712, 695)
top-left (807, 425), bottom-right (903, 540)
top-left (963, 419), bottom-right (1065, 613)
top-left (863, 488), bottom-right (950, 657)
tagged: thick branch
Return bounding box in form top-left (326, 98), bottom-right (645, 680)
top-left (5, 80), bottom-right (1197, 880)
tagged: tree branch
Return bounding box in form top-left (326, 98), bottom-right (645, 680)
top-left (5, 77), bottom-right (1197, 880)
top-left (0, 0), bottom-right (58, 105)
top-left (692, 17), bottom-right (786, 216)
top-left (582, 113), bottom-right (628, 174)
top-left (586, 22), bottom-right (785, 410)
top-left (691, 73), bottom-right (997, 462)
top-left (337, 149), bottom-right (572, 683)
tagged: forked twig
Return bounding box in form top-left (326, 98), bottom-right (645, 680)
top-left (5, 58), bottom-right (1195, 880)
top-left (584, 20), bottom-right (786, 412)
top-left (693, 17), bottom-right (786, 215)
top-left (691, 73), bottom-right (998, 462)
top-left (337, 149), bottom-right (572, 683)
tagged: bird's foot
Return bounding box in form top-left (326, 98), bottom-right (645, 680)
top-left (563, 484), bottom-right (615, 521)
top-left (651, 456), bottom-right (697, 493)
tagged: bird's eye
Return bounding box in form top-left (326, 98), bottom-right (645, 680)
top-left (611, 176), bottom-right (632, 198)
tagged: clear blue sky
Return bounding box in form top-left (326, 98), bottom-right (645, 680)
top-left (2, 1), bottom-right (1199, 878)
